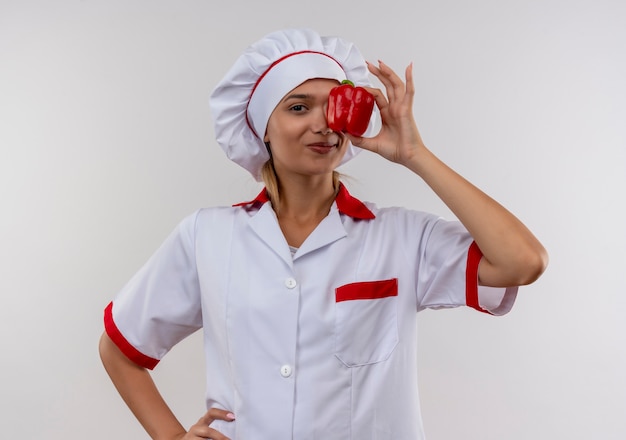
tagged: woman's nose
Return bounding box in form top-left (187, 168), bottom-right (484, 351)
top-left (313, 107), bottom-right (333, 134)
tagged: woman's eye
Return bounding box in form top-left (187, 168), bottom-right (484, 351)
top-left (290, 104), bottom-right (306, 112)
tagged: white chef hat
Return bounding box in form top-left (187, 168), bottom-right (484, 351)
top-left (209, 28), bottom-right (378, 181)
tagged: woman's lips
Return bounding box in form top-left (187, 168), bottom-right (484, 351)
top-left (306, 143), bottom-right (337, 154)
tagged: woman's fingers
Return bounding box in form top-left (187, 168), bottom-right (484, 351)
top-left (367, 61), bottom-right (396, 102)
top-left (363, 85), bottom-right (390, 116)
top-left (187, 408), bottom-right (235, 439)
top-left (367, 61), bottom-right (415, 119)
top-left (369, 60), bottom-right (409, 103)
top-left (378, 60), bottom-right (406, 99)
top-left (351, 60), bottom-right (423, 164)
top-left (404, 63), bottom-right (415, 102)
top-left (206, 407), bottom-right (236, 423)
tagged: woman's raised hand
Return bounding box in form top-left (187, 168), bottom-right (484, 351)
top-left (347, 61), bottom-right (425, 167)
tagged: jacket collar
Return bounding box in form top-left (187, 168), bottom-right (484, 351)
top-left (233, 183), bottom-right (375, 220)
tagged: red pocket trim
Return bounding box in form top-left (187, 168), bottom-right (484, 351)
top-left (335, 278), bottom-right (398, 302)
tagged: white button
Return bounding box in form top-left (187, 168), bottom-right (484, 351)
top-left (284, 278), bottom-right (297, 289)
top-left (280, 364), bottom-right (293, 378)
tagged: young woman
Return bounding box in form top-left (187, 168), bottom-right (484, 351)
top-left (99, 28), bottom-right (548, 439)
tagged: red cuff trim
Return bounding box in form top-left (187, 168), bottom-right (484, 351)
top-left (104, 302), bottom-right (160, 370)
top-left (465, 242), bottom-right (491, 314)
top-left (336, 278), bottom-right (398, 302)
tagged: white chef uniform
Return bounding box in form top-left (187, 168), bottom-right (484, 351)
top-left (104, 184), bottom-right (517, 439)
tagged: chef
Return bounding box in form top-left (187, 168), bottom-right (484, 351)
top-left (100, 28), bottom-right (548, 440)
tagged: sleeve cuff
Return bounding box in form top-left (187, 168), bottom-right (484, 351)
top-left (465, 241), bottom-right (518, 316)
top-left (104, 302), bottom-right (160, 370)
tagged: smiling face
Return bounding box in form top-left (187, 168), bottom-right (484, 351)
top-left (263, 78), bottom-right (348, 181)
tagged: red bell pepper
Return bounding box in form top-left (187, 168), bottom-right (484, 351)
top-left (327, 80), bottom-right (375, 137)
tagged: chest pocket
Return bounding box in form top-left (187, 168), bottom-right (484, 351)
top-left (334, 278), bottom-right (399, 367)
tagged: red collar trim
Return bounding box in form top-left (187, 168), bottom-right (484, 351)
top-left (233, 184), bottom-right (375, 220)
top-left (334, 184), bottom-right (376, 219)
top-left (233, 189), bottom-right (270, 207)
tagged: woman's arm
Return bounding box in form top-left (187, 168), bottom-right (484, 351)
top-left (404, 146), bottom-right (548, 287)
top-left (99, 332), bottom-right (187, 439)
top-left (350, 61), bottom-right (548, 287)
top-left (99, 332), bottom-right (234, 440)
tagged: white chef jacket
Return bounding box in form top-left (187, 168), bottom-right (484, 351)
top-left (104, 184), bottom-right (518, 439)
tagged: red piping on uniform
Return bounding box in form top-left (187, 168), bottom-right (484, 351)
top-left (245, 50), bottom-right (345, 138)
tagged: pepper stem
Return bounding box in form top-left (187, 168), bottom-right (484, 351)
top-left (340, 79), bottom-right (355, 87)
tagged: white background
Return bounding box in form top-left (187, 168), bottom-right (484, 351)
top-left (1, 0), bottom-right (625, 438)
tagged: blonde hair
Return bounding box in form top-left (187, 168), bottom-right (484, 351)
top-left (260, 160), bottom-right (341, 216)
